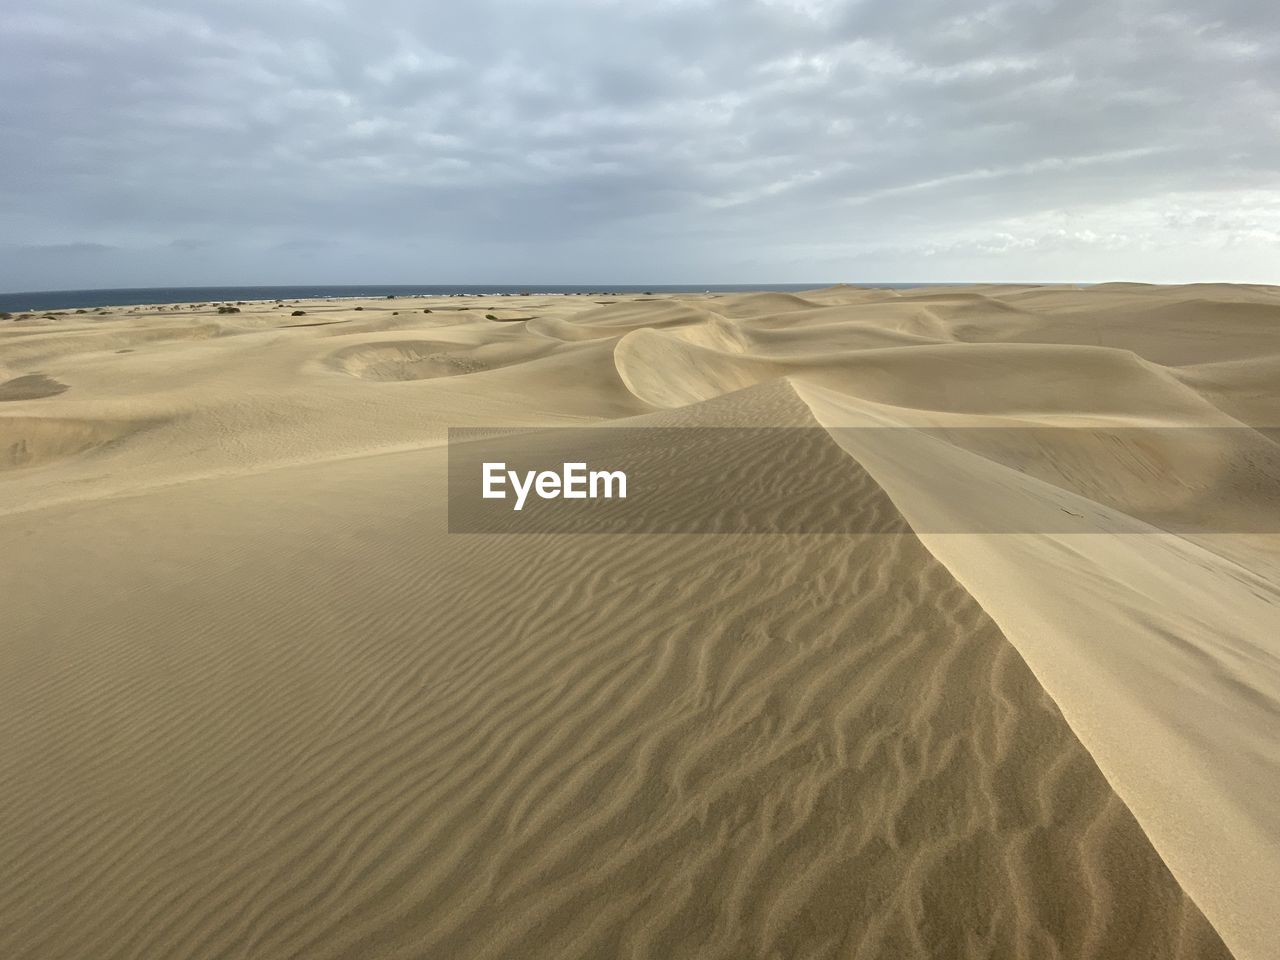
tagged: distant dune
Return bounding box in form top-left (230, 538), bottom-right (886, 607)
top-left (2, 284), bottom-right (1278, 959)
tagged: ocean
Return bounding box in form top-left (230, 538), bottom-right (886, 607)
top-left (0, 283), bottom-right (941, 314)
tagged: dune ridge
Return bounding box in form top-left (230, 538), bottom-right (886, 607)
top-left (2, 285), bottom-right (1277, 958)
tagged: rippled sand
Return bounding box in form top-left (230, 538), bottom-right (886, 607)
top-left (3, 284), bottom-right (1278, 959)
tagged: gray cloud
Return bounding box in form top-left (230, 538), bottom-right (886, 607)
top-left (2, 0), bottom-right (1277, 289)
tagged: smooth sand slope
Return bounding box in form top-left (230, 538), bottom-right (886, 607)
top-left (2, 285), bottom-right (1278, 959)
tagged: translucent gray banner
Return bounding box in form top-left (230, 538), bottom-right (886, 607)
top-left (448, 426), bottom-right (1280, 534)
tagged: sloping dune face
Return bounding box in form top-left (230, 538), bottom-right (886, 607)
top-left (1, 286), bottom-right (1277, 959)
top-left (325, 336), bottom-right (560, 380)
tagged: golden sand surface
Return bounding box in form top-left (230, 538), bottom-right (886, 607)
top-left (3, 284), bottom-right (1278, 959)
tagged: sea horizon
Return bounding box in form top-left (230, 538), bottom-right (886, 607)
top-left (0, 282), bottom-right (979, 313)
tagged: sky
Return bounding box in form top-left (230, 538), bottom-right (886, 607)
top-left (2, 0), bottom-right (1277, 290)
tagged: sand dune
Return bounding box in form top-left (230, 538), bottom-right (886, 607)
top-left (325, 335), bottom-right (561, 381)
top-left (2, 286), bottom-right (1277, 958)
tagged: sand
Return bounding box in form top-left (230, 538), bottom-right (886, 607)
top-left (1, 285), bottom-right (1277, 959)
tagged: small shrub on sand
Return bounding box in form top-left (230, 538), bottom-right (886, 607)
top-left (354, 306), bottom-right (364, 311)
top-left (75, 309), bottom-right (88, 314)
top-left (291, 310), bottom-right (306, 316)
top-left (216, 305), bottom-right (241, 314)
top-left (485, 313), bottom-right (497, 320)
top-left (423, 308), bottom-right (432, 313)
top-left (0, 312), bottom-right (11, 320)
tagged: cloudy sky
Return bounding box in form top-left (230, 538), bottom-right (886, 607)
top-left (3, 0), bottom-right (1277, 290)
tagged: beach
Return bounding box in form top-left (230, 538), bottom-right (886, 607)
top-left (2, 284), bottom-right (1278, 959)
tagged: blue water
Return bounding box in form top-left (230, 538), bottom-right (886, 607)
top-left (0, 283), bottom-right (943, 313)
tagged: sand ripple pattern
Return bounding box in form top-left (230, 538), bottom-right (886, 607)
top-left (0, 429), bottom-right (1229, 960)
